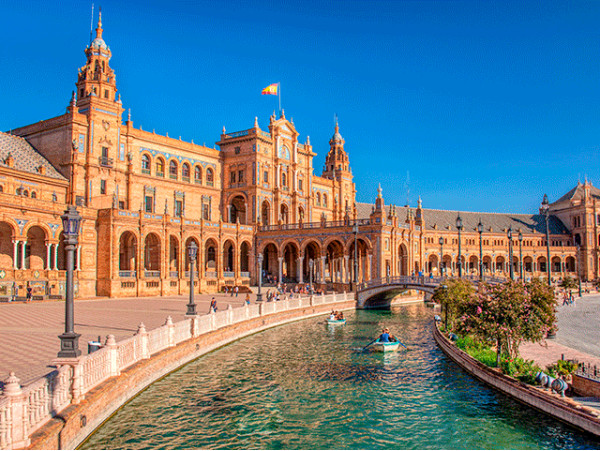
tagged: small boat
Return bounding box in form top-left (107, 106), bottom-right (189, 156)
top-left (370, 340), bottom-right (400, 352)
top-left (326, 318), bottom-right (346, 325)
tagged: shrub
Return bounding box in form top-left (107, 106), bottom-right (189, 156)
top-left (547, 359), bottom-right (577, 378)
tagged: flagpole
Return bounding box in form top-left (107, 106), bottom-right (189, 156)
top-left (278, 83), bottom-right (281, 115)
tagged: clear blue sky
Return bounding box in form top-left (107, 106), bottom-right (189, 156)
top-left (1, 0), bottom-right (599, 213)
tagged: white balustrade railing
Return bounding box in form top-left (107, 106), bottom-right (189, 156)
top-left (0, 292), bottom-right (353, 449)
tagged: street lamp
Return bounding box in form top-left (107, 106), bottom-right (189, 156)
top-left (256, 253), bottom-right (264, 302)
top-left (442, 284), bottom-right (448, 330)
top-left (353, 221), bottom-right (359, 289)
top-left (58, 205), bottom-right (82, 358)
top-left (456, 214), bottom-right (463, 278)
top-left (518, 230), bottom-right (523, 281)
top-left (541, 194), bottom-right (551, 285)
top-left (507, 226), bottom-right (514, 281)
top-left (439, 236), bottom-right (444, 278)
top-left (186, 241), bottom-right (198, 316)
top-left (576, 244), bottom-right (582, 297)
top-left (477, 219), bottom-right (483, 281)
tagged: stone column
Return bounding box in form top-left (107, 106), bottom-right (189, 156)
top-left (13, 240), bottom-right (19, 269)
top-left (46, 242), bottom-right (51, 270)
top-left (278, 256), bottom-right (283, 284)
top-left (20, 241), bottom-right (26, 270)
top-left (298, 256), bottom-right (304, 283)
top-left (367, 254), bottom-right (372, 281)
top-left (344, 255), bottom-right (350, 283)
top-left (320, 256), bottom-right (326, 283)
top-left (54, 243), bottom-right (59, 271)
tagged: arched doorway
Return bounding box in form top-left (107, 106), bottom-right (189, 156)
top-left (282, 242), bottom-right (299, 282)
top-left (469, 255), bottom-right (478, 276)
top-left (261, 200), bottom-right (270, 226)
top-left (398, 243), bottom-right (408, 276)
top-left (261, 243), bottom-right (278, 283)
top-left (119, 231), bottom-right (137, 273)
top-left (26, 226), bottom-right (47, 270)
top-left (537, 256), bottom-right (547, 274)
top-left (523, 256), bottom-right (533, 274)
top-left (144, 233), bottom-right (161, 273)
top-left (223, 240), bottom-right (235, 275)
top-left (302, 241), bottom-right (321, 283)
top-left (348, 238), bottom-right (369, 283)
top-left (240, 241), bottom-right (250, 275)
top-left (169, 235), bottom-right (179, 276)
top-left (0, 222), bottom-right (14, 269)
top-left (280, 204), bottom-right (289, 224)
top-left (229, 195), bottom-right (247, 224)
top-left (428, 254), bottom-right (439, 275)
top-left (495, 256), bottom-right (505, 274)
top-left (552, 256), bottom-right (562, 274)
top-left (325, 240), bottom-right (344, 283)
top-left (205, 239), bottom-right (217, 276)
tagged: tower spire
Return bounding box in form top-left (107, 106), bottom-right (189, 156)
top-left (96, 7), bottom-right (103, 40)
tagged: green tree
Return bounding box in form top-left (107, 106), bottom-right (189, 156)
top-left (431, 278), bottom-right (475, 331)
top-left (559, 276), bottom-right (578, 290)
top-left (453, 280), bottom-right (556, 363)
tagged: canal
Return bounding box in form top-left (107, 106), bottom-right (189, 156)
top-left (81, 305), bottom-right (600, 449)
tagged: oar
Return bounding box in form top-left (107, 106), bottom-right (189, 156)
top-left (363, 338), bottom-right (378, 351)
top-left (396, 340), bottom-right (408, 349)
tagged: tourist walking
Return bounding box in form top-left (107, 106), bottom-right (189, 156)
top-left (209, 298), bottom-right (217, 313)
top-left (26, 284), bottom-right (32, 303)
top-left (234, 286), bottom-right (239, 297)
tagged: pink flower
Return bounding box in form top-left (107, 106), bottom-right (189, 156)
top-left (476, 306), bottom-right (482, 314)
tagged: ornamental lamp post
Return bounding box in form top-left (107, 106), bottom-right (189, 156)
top-left (456, 214), bottom-right (463, 278)
top-left (257, 253), bottom-right (264, 302)
top-left (439, 236), bottom-right (444, 278)
top-left (518, 230), bottom-right (523, 281)
top-left (507, 226), bottom-right (514, 281)
top-left (477, 220), bottom-right (483, 281)
top-left (541, 194), bottom-right (552, 285)
top-left (186, 241), bottom-right (198, 316)
top-left (442, 284), bottom-right (449, 330)
top-left (58, 205), bottom-right (82, 358)
top-left (353, 221), bottom-right (359, 290)
top-left (576, 244), bottom-right (582, 297)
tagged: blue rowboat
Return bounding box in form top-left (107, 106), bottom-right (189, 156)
top-left (370, 340), bottom-right (400, 352)
top-left (326, 318), bottom-right (346, 325)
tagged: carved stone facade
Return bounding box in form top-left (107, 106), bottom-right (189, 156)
top-left (0, 14), bottom-right (594, 299)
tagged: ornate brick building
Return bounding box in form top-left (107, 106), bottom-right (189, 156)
top-left (0, 14), bottom-right (595, 299)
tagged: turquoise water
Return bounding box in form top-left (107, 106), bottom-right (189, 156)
top-left (81, 305), bottom-right (600, 449)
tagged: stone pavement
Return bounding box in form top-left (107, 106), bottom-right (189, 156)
top-left (0, 292), bottom-right (253, 386)
top-left (520, 293), bottom-right (600, 369)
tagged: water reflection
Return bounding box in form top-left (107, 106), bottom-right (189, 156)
top-left (82, 305), bottom-right (600, 450)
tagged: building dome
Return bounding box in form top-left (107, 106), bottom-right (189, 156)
top-left (90, 37), bottom-right (109, 51)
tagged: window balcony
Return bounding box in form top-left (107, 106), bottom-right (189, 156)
top-left (156, 171), bottom-right (164, 178)
top-left (182, 176), bottom-right (190, 183)
top-left (141, 168), bottom-right (151, 175)
top-left (144, 271), bottom-right (161, 278)
top-left (119, 271), bottom-right (137, 278)
top-left (99, 156), bottom-right (114, 167)
top-left (169, 173), bottom-right (178, 180)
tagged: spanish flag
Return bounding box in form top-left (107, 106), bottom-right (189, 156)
top-left (262, 83), bottom-right (278, 95)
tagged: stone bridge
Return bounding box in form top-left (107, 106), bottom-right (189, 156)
top-left (356, 275), bottom-right (504, 309)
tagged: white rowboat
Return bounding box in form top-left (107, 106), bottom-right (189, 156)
top-left (370, 340), bottom-right (400, 352)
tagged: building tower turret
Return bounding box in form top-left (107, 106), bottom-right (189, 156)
top-left (76, 10), bottom-right (119, 108)
top-left (322, 121), bottom-right (356, 220)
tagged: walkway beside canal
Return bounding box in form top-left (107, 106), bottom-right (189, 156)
top-left (520, 293), bottom-right (600, 369)
top-left (0, 293), bottom-right (250, 385)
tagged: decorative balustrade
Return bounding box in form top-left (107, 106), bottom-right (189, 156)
top-left (144, 271), bottom-right (161, 278)
top-left (170, 271), bottom-right (179, 279)
top-left (0, 293), bottom-right (350, 449)
top-left (205, 271), bottom-right (217, 278)
top-left (223, 271), bottom-right (235, 278)
top-left (258, 217), bottom-right (373, 232)
top-left (240, 271), bottom-right (250, 278)
top-left (183, 271), bottom-right (199, 278)
top-left (119, 271), bottom-right (137, 278)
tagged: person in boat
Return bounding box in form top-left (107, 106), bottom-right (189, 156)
top-left (329, 310), bottom-right (336, 321)
top-left (378, 328), bottom-right (391, 343)
top-left (335, 311), bottom-right (344, 320)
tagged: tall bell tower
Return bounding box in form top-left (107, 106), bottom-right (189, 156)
top-left (76, 11), bottom-right (119, 107)
top-left (322, 121), bottom-right (356, 219)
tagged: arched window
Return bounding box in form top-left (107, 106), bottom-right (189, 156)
top-left (156, 158), bottom-right (165, 177)
top-left (281, 172), bottom-right (287, 187)
top-left (182, 163), bottom-right (190, 181)
top-left (23, 190), bottom-right (29, 197)
top-left (169, 160), bottom-right (178, 179)
top-left (206, 168), bottom-right (214, 186)
top-left (0, 185), bottom-right (3, 193)
top-left (316, 192), bottom-right (321, 206)
top-left (194, 166), bottom-right (202, 184)
top-left (323, 194), bottom-right (328, 207)
top-left (141, 154), bottom-right (151, 174)
top-left (31, 192), bottom-right (37, 199)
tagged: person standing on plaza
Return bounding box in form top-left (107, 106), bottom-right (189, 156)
top-left (230, 286), bottom-right (234, 297)
top-left (209, 298), bottom-right (217, 313)
top-left (245, 293), bottom-right (250, 305)
top-left (234, 286), bottom-right (239, 297)
top-left (26, 283), bottom-right (32, 303)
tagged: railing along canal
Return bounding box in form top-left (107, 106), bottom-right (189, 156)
top-left (0, 292), bottom-right (351, 450)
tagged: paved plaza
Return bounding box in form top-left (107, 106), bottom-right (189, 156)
top-left (0, 293), bottom-right (251, 386)
top-left (1, 291), bottom-right (600, 388)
